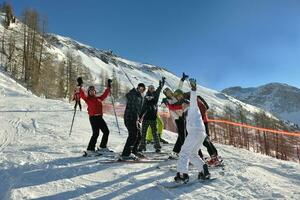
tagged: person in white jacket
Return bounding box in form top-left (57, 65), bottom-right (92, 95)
top-left (175, 78), bottom-right (210, 183)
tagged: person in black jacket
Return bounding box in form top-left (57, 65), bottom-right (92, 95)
top-left (121, 83), bottom-right (146, 160)
top-left (138, 77), bottom-right (165, 153)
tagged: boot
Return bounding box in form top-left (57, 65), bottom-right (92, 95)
top-left (174, 172), bottom-right (189, 183)
top-left (198, 164), bottom-right (210, 180)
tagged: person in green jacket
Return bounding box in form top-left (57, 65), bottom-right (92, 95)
top-left (146, 114), bottom-right (169, 144)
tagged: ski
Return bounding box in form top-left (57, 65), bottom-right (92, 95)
top-left (157, 177), bottom-right (217, 189)
top-left (97, 158), bottom-right (166, 164)
top-left (82, 151), bottom-right (103, 157)
top-left (82, 151), bottom-right (117, 158)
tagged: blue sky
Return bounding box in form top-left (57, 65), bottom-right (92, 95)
top-left (6, 0), bottom-right (300, 91)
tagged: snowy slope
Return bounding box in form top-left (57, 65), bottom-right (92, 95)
top-left (45, 33), bottom-right (278, 119)
top-left (222, 83), bottom-right (300, 126)
top-left (1, 68), bottom-right (300, 199)
top-left (0, 14), bottom-right (280, 123)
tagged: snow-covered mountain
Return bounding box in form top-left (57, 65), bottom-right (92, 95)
top-left (0, 12), bottom-right (285, 126)
top-left (1, 67), bottom-right (300, 200)
top-left (44, 33), bottom-right (280, 119)
top-left (222, 83), bottom-right (300, 126)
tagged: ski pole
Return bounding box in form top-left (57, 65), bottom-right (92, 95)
top-left (69, 102), bottom-right (77, 137)
top-left (119, 65), bottom-right (135, 88)
top-left (110, 92), bottom-right (121, 135)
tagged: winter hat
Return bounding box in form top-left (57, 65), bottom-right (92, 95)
top-left (163, 87), bottom-right (173, 97)
top-left (173, 89), bottom-right (184, 98)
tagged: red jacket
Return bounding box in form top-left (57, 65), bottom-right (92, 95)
top-left (73, 89), bottom-right (80, 101)
top-left (197, 98), bottom-right (208, 123)
top-left (80, 87), bottom-right (110, 116)
top-left (167, 98), bottom-right (208, 123)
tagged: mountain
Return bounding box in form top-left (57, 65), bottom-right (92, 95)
top-left (0, 11), bottom-right (288, 129)
top-left (222, 83), bottom-right (300, 126)
top-left (1, 70), bottom-right (300, 200)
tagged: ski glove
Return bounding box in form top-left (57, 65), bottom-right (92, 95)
top-left (107, 79), bottom-right (112, 88)
top-left (77, 77), bottom-right (83, 86)
top-left (189, 78), bottom-right (197, 91)
top-left (181, 73), bottom-right (189, 82)
top-left (159, 77), bottom-right (166, 87)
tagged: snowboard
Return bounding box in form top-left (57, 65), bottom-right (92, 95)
top-left (157, 177), bottom-right (217, 189)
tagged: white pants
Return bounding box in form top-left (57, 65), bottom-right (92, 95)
top-left (177, 126), bottom-right (206, 174)
top-left (177, 90), bottom-right (207, 174)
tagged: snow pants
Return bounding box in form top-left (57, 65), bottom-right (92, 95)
top-left (173, 117), bottom-right (186, 154)
top-left (87, 115), bottom-right (109, 150)
top-left (139, 119), bottom-right (161, 151)
top-left (177, 126), bottom-right (206, 174)
top-left (122, 119), bottom-right (141, 156)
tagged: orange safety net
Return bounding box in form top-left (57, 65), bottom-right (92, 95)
top-left (208, 119), bottom-right (300, 137)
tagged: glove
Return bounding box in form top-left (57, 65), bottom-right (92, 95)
top-left (189, 78), bottom-right (197, 91)
top-left (77, 77), bottom-right (83, 86)
top-left (181, 73), bottom-right (189, 82)
top-left (159, 77), bottom-right (166, 87)
top-left (107, 79), bottom-right (112, 87)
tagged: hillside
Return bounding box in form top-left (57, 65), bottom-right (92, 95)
top-left (222, 83), bottom-right (300, 127)
top-left (1, 70), bottom-right (300, 200)
top-left (0, 12), bottom-right (284, 127)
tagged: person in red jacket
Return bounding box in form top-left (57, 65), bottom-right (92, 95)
top-left (172, 89), bottom-right (221, 166)
top-left (78, 79), bottom-right (112, 155)
top-left (72, 88), bottom-right (82, 111)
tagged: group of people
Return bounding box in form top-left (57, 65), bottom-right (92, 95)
top-left (74, 73), bottom-right (221, 183)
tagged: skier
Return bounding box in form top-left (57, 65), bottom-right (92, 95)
top-left (173, 85), bottom-right (222, 165)
top-left (146, 114), bottom-right (169, 144)
top-left (196, 96), bottom-right (220, 165)
top-left (162, 88), bottom-right (188, 160)
top-left (175, 78), bottom-right (210, 183)
top-left (138, 77), bottom-right (165, 153)
top-left (121, 83), bottom-right (146, 160)
top-left (72, 77), bottom-right (82, 111)
top-left (77, 78), bottom-right (112, 156)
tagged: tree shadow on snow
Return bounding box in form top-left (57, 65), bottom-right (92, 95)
top-left (0, 155), bottom-right (111, 190)
top-left (32, 162), bottom-right (175, 200)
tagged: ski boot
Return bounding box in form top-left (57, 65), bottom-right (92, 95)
top-left (174, 172), bottom-right (189, 183)
top-left (168, 152), bottom-right (179, 160)
top-left (207, 155), bottom-right (222, 167)
top-left (134, 151), bottom-right (146, 159)
top-left (198, 164), bottom-right (210, 180)
top-left (119, 153), bottom-right (139, 161)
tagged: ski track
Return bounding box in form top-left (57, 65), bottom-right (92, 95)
top-left (0, 73), bottom-right (300, 199)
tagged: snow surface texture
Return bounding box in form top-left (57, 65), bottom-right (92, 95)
top-left (1, 71), bottom-right (300, 200)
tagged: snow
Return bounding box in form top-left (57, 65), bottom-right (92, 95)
top-left (1, 70), bottom-right (300, 200)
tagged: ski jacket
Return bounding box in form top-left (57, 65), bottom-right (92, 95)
top-left (197, 98), bottom-right (209, 123)
top-left (73, 89), bottom-right (80, 101)
top-left (139, 84), bottom-right (163, 120)
top-left (124, 88), bottom-right (144, 122)
top-left (162, 97), bottom-right (186, 120)
top-left (165, 95), bottom-right (209, 123)
top-left (79, 87), bottom-right (110, 117)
